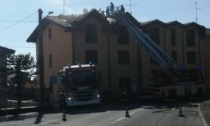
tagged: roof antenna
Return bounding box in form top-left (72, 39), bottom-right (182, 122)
top-left (63, 0), bottom-right (65, 15)
top-left (194, 1), bottom-right (202, 23)
top-left (129, 0), bottom-right (132, 14)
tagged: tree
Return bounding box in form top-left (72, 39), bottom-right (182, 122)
top-left (0, 53), bottom-right (36, 108)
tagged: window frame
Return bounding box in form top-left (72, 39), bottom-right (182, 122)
top-left (85, 50), bottom-right (98, 64)
top-left (48, 28), bottom-right (52, 40)
top-left (118, 50), bottom-right (130, 64)
top-left (85, 24), bottom-right (98, 43)
top-left (187, 51), bottom-right (196, 64)
top-left (148, 27), bottom-right (160, 45)
top-left (186, 29), bottom-right (196, 47)
top-left (118, 26), bottom-right (129, 44)
top-left (170, 28), bottom-right (176, 46)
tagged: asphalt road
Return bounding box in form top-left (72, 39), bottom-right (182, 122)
top-left (0, 101), bottom-right (203, 126)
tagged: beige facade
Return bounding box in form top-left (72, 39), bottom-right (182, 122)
top-left (27, 10), bottom-right (210, 100)
top-left (138, 20), bottom-right (208, 88)
top-left (201, 36), bottom-right (210, 86)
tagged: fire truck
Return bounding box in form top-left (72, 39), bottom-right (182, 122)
top-left (110, 7), bottom-right (205, 100)
top-left (57, 63), bottom-right (101, 107)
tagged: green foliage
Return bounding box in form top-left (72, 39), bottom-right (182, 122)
top-left (1, 53), bottom-right (36, 86)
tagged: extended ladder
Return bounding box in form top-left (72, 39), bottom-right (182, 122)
top-left (113, 11), bottom-right (180, 76)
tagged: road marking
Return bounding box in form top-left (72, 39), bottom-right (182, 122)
top-left (110, 117), bottom-right (125, 124)
top-left (32, 119), bottom-right (59, 126)
top-left (130, 108), bottom-right (143, 115)
top-left (198, 104), bottom-right (208, 126)
top-left (110, 108), bottom-right (143, 124)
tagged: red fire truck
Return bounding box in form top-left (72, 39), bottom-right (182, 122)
top-left (57, 63), bottom-right (101, 107)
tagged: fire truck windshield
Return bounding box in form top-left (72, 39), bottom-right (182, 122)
top-left (67, 70), bottom-right (96, 85)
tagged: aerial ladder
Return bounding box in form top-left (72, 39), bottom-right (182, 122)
top-left (112, 8), bottom-right (181, 77)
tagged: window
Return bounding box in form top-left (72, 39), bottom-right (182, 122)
top-left (186, 29), bottom-right (195, 46)
top-left (150, 58), bottom-right (157, 64)
top-left (118, 26), bottom-right (129, 44)
top-left (171, 51), bottom-right (177, 62)
top-left (85, 24), bottom-right (97, 43)
top-left (48, 28), bottom-right (52, 39)
top-left (49, 54), bottom-right (52, 67)
top-left (170, 28), bottom-right (176, 46)
top-left (85, 50), bottom-right (98, 64)
top-left (187, 51), bottom-right (196, 64)
top-left (118, 50), bottom-right (129, 64)
top-left (148, 27), bottom-right (160, 45)
top-left (119, 78), bottom-right (131, 92)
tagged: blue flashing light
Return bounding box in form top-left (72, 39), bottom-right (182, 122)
top-left (67, 63), bottom-right (71, 68)
top-left (89, 61), bottom-right (92, 65)
top-left (195, 65), bottom-right (201, 70)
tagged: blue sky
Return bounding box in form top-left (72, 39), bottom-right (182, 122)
top-left (1, 0), bottom-right (210, 57)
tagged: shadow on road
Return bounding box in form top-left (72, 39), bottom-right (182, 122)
top-left (34, 112), bottom-right (43, 124)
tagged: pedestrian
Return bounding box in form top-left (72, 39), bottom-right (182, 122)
top-left (110, 2), bottom-right (114, 13)
top-left (121, 86), bottom-right (128, 102)
top-left (101, 11), bottom-right (105, 17)
top-left (106, 7), bottom-right (109, 16)
top-left (120, 5), bottom-right (125, 13)
top-left (130, 83), bottom-right (137, 103)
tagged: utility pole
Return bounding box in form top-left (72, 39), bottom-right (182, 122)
top-left (38, 9), bottom-right (45, 105)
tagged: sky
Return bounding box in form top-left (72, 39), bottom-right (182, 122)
top-left (1, 0), bottom-right (210, 58)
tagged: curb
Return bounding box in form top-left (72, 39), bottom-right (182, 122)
top-left (0, 112), bottom-right (38, 122)
top-left (198, 104), bottom-right (208, 126)
top-left (0, 104), bottom-right (52, 116)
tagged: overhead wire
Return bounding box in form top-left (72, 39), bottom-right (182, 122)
top-left (0, 20), bottom-right (37, 22)
top-left (0, 11), bottom-right (38, 32)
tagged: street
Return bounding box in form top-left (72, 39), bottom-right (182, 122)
top-left (0, 101), bottom-right (203, 126)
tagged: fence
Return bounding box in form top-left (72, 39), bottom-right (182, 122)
top-left (0, 86), bottom-right (51, 108)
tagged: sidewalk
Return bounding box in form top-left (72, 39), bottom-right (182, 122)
top-left (199, 100), bottom-right (210, 126)
top-left (0, 104), bottom-right (52, 116)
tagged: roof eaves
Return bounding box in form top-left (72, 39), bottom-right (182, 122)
top-left (0, 46), bottom-right (15, 54)
top-left (27, 16), bottom-right (71, 43)
top-left (140, 19), bottom-right (165, 26)
top-left (206, 28), bottom-right (210, 35)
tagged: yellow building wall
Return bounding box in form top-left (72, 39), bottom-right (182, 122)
top-left (41, 23), bottom-right (73, 88)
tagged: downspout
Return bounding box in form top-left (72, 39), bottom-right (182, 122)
top-left (72, 31), bottom-right (75, 64)
top-left (182, 31), bottom-right (185, 67)
top-left (108, 32), bottom-right (112, 96)
top-left (163, 28), bottom-right (166, 51)
top-left (137, 45), bottom-right (142, 89)
top-left (198, 36), bottom-right (201, 66)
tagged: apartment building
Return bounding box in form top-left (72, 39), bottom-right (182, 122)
top-left (140, 20), bottom-right (208, 86)
top-left (27, 9), bottom-right (209, 100)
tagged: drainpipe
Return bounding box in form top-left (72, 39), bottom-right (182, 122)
top-left (72, 31), bottom-right (75, 64)
top-left (198, 36), bottom-right (201, 67)
top-left (137, 45), bottom-right (142, 89)
top-left (182, 31), bottom-right (185, 68)
top-left (107, 32), bottom-right (112, 96)
top-left (163, 28), bottom-right (166, 51)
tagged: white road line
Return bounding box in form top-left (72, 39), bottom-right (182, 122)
top-left (110, 117), bottom-right (125, 124)
top-left (32, 119), bottom-right (59, 126)
top-left (198, 104), bottom-right (208, 126)
top-left (110, 108), bottom-right (143, 124)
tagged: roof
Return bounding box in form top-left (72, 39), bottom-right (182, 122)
top-left (124, 12), bottom-right (141, 28)
top-left (27, 9), bottom-right (109, 43)
top-left (140, 20), bottom-right (206, 36)
top-left (0, 46), bottom-right (15, 54)
top-left (140, 19), bottom-right (166, 27)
